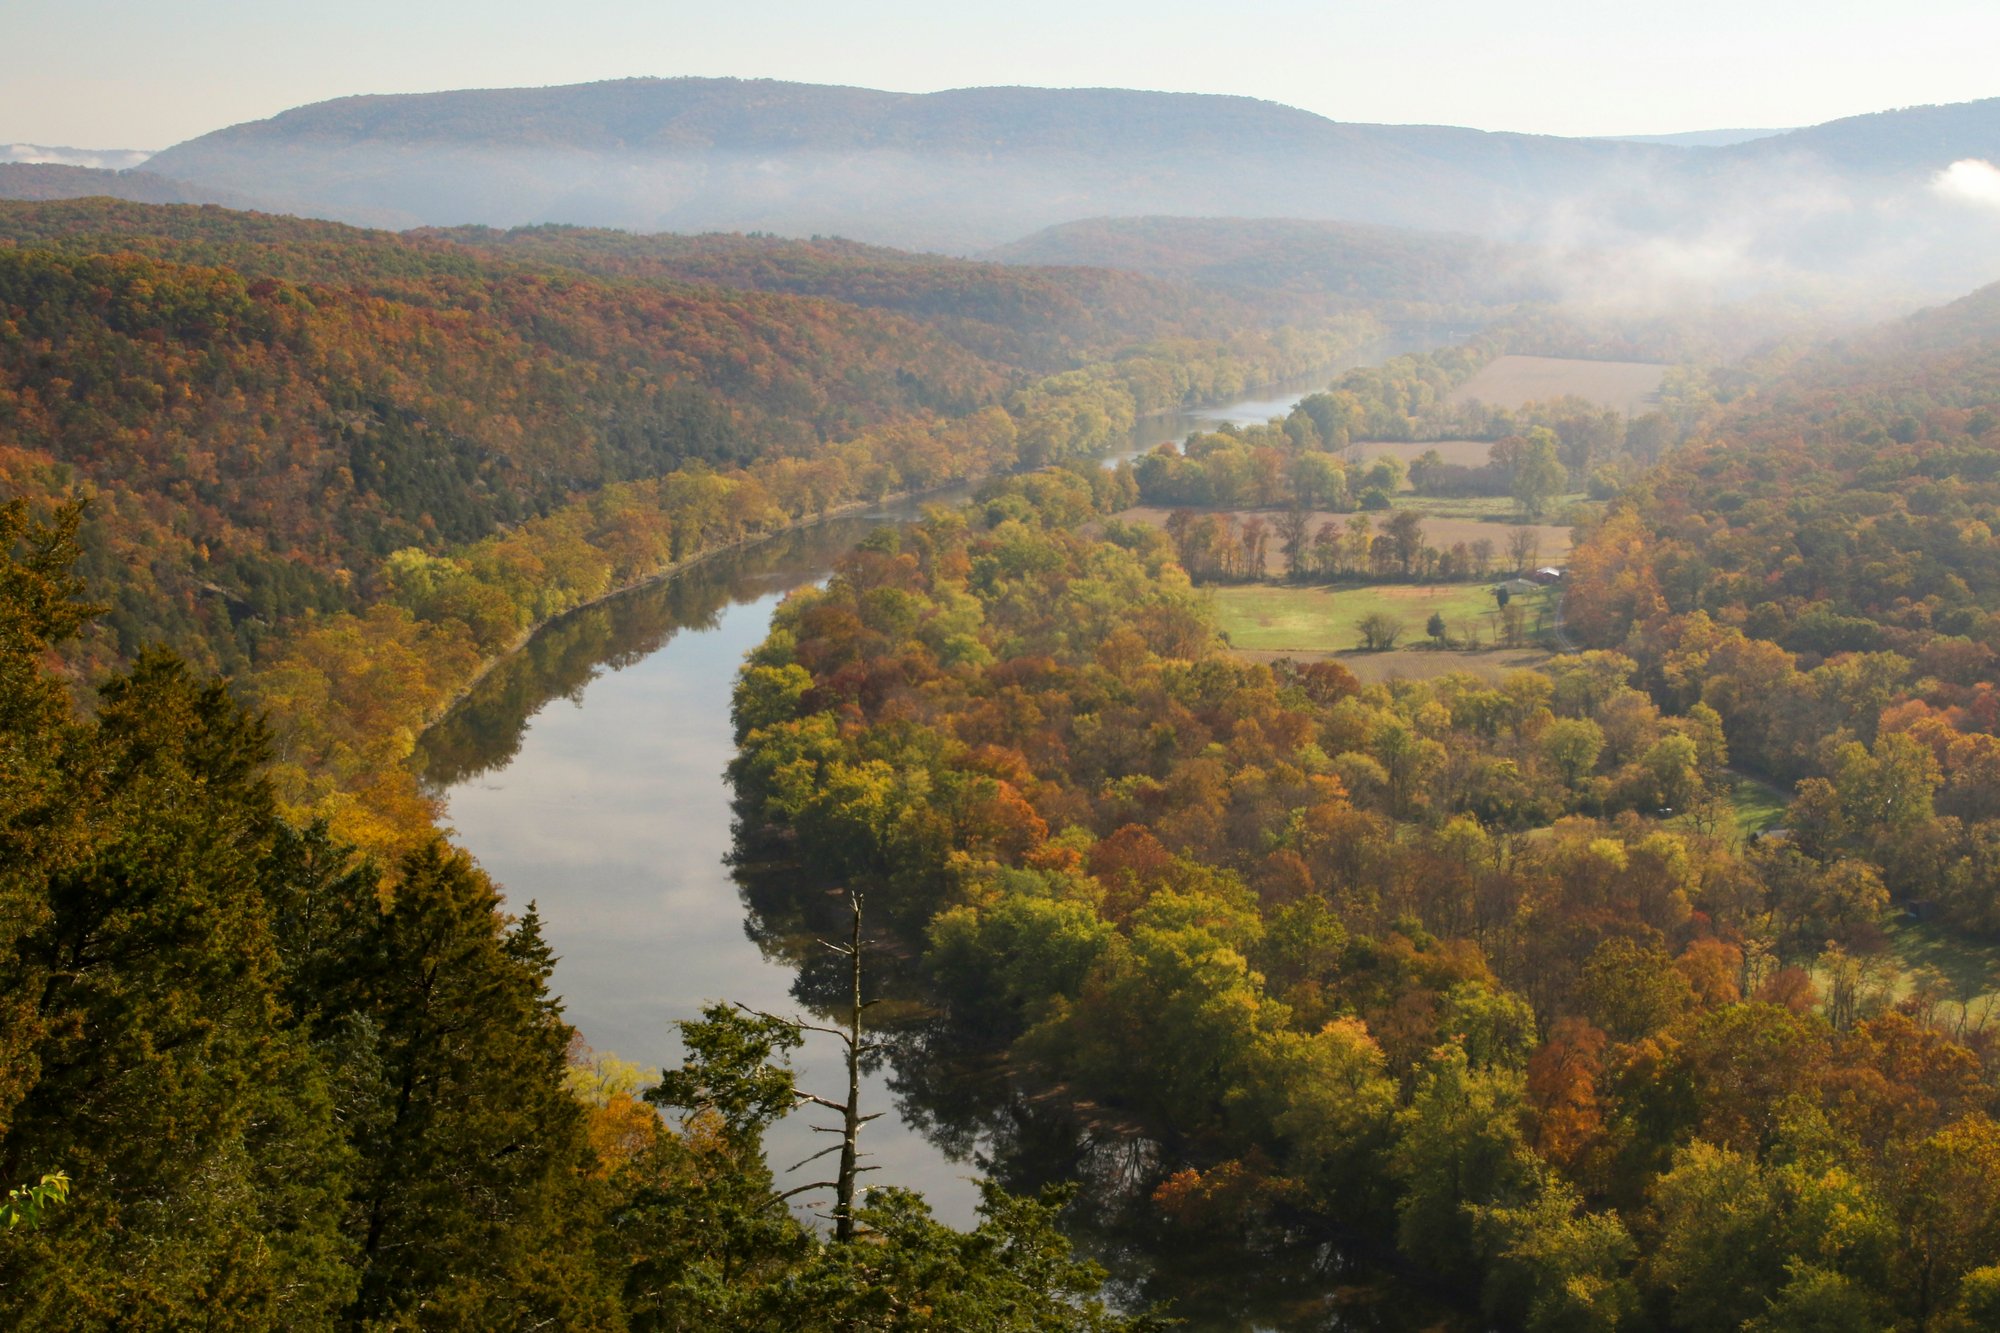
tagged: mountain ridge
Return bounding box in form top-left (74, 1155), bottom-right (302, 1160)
top-left (78, 77), bottom-right (2000, 290)
top-left (137, 77), bottom-right (1678, 248)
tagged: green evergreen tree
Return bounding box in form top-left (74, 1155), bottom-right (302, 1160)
top-left (294, 842), bottom-right (619, 1328)
top-left (0, 646), bottom-right (355, 1327)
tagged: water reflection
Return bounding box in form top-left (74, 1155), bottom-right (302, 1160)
top-left (419, 514), bottom-right (914, 787)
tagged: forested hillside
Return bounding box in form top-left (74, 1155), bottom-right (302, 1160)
top-left (0, 163), bottom-right (240, 206)
top-left (1567, 281), bottom-right (2000, 937)
top-left (0, 199), bottom-right (1346, 670)
top-left (0, 197), bottom-right (1370, 853)
top-left (0, 205), bottom-right (998, 667)
top-left (422, 223), bottom-right (1241, 370)
top-left (987, 215), bottom-right (1548, 314)
top-left (729, 467), bottom-right (2000, 1330)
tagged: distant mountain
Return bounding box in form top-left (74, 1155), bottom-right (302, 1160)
top-left (1903, 277), bottom-right (2000, 347)
top-left (142, 77), bottom-right (1675, 249)
top-left (2, 143), bottom-right (153, 170)
top-left (132, 79), bottom-right (2000, 294)
top-left (985, 215), bottom-right (1552, 311)
top-left (0, 163), bottom-right (244, 206)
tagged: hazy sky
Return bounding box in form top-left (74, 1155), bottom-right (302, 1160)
top-left (9, 0), bottom-right (1998, 150)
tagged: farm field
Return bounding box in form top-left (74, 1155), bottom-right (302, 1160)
top-left (1111, 505), bottom-right (1574, 574)
top-left (1238, 644), bottom-right (1554, 683)
top-left (1211, 581), bottom-right (1555, 654)
top-left (1449, 354), bottom-right (1667, 416)
top-left (1349, 438), bottom-right (1494, 468)
top-left (1395, 507), bottom-right (1575, 561)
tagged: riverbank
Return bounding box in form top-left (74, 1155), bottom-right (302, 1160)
top-left (421, 345), bottom-right (1492, 1326)
top-left (409, 334), bottom-right (1420, 777)
top-left (242, 321), bottom-right (1386, 860)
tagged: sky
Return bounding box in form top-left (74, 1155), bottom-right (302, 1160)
top-left (8, 0), bottom-right (1999, 151)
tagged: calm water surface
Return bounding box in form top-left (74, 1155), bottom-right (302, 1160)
top-left (419, 343), bottom-right (1472, 1329)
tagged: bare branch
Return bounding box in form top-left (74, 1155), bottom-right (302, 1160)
top-left (784, 1143), bottom-right (846, 1173)
top-left (792, 1091), bottom-right (850, 1113)
top-left (773, 1179), bottom-right (839, 1203)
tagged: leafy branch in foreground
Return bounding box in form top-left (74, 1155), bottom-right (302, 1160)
top-left (0, 1174), bottom-right (69, 1232)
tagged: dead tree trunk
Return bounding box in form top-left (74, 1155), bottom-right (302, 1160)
top-left (831, 891), bottom-right (865, 1240)
top-left (762, 889), bottom-right (880, 1239)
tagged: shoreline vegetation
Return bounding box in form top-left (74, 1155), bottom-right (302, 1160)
top-left (254, 323), bottom-right (1381, 859)
top-left (414, 355), bottom-right (1394, 773)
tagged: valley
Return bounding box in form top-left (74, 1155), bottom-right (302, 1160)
top-left (8, 44), bottom-right (2000, 1333)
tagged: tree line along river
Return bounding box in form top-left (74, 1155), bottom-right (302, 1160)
top-left (417, 338), bottom-right (1472, 1330)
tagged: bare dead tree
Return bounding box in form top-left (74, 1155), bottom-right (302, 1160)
top-left (752, 889), bottom-right (880, 1240)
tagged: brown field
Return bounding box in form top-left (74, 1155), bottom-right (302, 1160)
top-left (1349, 438), bottom-right (1494, 469)
top-left (1419, 514), bottom-right (1571, 562)
top-left (1449, 355), bottom-right (1667, 416)
top-left (1234, 645), bottom-right (1552, 683)
top-left (1108, 506), bottom-right (1569, 575)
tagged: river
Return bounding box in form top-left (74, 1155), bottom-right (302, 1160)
top-left (417, 343), bottom-right (1469, 1330)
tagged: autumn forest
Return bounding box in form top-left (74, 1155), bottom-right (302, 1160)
top-left (7, 89), bottom-right (2000, 1333)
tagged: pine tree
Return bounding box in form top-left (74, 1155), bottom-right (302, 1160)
top-left (0, 646), bottom-right (355, 1327)
top-left (294, 842), bottom-right (619, 1328)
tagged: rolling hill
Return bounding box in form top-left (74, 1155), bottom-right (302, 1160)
top-left (0, 197), bottom-right (1309, 676)
top-left (1727, 96), bottom-right (2000, 177)
top-left (126, 78), bottom-right (2000, 296)
top-left (985, 215), bottom-right (1552, 311)
top-left (0, 163), bottom-right (243, 206)
top-left (416, 223), bottom-right (1238, 369)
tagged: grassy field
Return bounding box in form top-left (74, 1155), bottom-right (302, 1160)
top-left (1883, 916), bottom-right (2000, 997)
top-left (1449, 354), bottom-right (1667, 416)
top-left (1726, 772), bottom-right (1790, 841)
top-left (1793, 915), bottom-right (2000, 1036)
top-left (1390, 493), bottom-right (1520, 518)
top-left (1212, 581), bottom-right (1555, 655)
top-left (1393, 505), bottom-right (1578, 562)
top-left (1268, 645), bottom-right (1554, 683)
